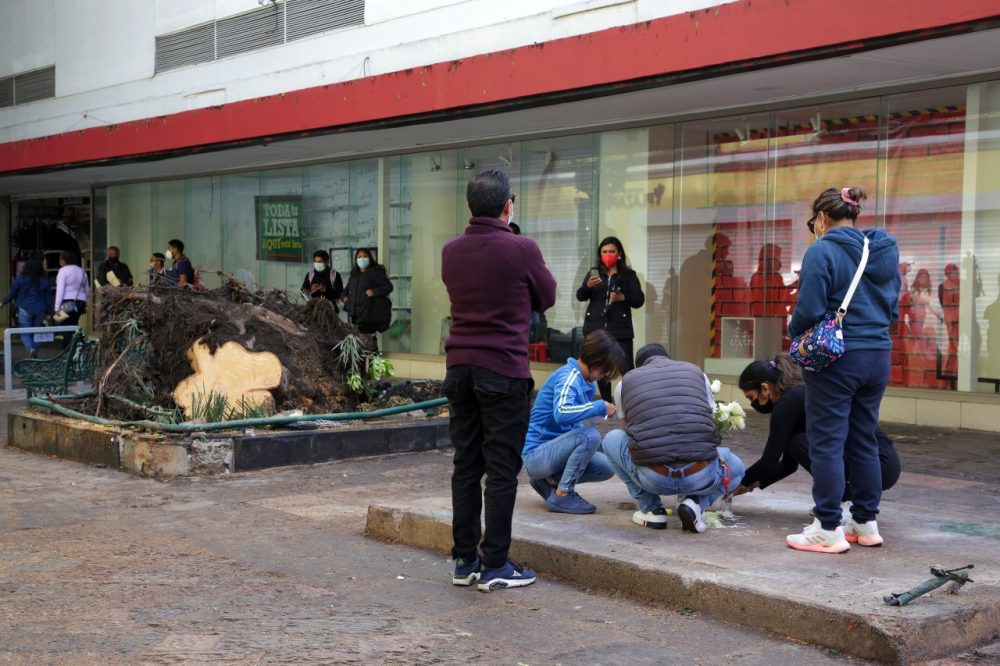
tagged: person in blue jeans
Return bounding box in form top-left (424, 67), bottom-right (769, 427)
top-left (523, 329), bottom-right (626, 514)
top-left (786, 186), bottom-right (900, 554)
top-left (1, 259), bottom-right (51, 358)
top-left (603, 343), bottom-right (744, 533)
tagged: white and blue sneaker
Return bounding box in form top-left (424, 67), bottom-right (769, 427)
top-left (452, 556), bottom-right (481, 586)
top-left (477, 559), bottom-right (537, 592)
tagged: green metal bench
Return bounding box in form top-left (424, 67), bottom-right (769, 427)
top-left (13, 331), bottom-right (99, 397)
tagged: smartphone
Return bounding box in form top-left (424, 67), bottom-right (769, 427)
top-left (588, 268), bottom-right (600, 281)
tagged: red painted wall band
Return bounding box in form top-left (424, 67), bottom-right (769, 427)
top-left (2, 0), bottom-right (999, 173)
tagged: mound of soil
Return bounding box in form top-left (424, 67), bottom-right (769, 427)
top-left (92, 278), bottom-right (378, 420)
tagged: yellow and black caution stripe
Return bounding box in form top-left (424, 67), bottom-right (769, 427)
top-left (709, 231), bottom-right (718, 357)
top-left (714, 105), bottom-right (966, 140)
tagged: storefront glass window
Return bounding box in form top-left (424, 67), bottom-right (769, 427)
top-left (520, 134), bottom-right (597, 362)
top-left (102, 76), bottom-right (1000, 394)
top-left (676, 114), bottom-right (770, 375)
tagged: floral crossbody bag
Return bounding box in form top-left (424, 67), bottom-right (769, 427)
top-left (789, 236), bottom-right (869, 372)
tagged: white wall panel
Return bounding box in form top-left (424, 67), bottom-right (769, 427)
top-left (54, 0), bottom-right (156, 96)
top-left (366, 0), bottom-right (468, 24)
top-left (1, 0), bottom-right (56, 78)
top-left (154, 0), bottom-right (217, 35)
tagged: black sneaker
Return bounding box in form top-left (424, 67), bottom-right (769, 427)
top-left (632, 506), bottom-right (669, 529)
top-left (452, 556), bottom-right (481, 586)
top-left (529, 477), bottom-right (556, 501)
top-left (477, 559), bottom-right (536, 592)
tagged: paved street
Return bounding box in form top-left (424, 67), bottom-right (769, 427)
top-left (1, 418), bottom-right (997, 664)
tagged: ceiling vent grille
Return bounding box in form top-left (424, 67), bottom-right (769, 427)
top-left (0, 69), bottom-right (58, 107)
top-left (287, 0), bottom-right (364, 41)
top-left (155, 23), bottom-right (215, 74)
top-left (0, 76), bottom-right (13, 108)
top-left (217, 5), bottom-right (285, 59)
top-left (154, 1), bottom-right (366, 74)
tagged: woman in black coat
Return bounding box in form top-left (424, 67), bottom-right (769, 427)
top-left (575, 236), bottom-right (644, 401)
top-left (735, 353), bottom-right (901, 513)
top-left (343, 247), bottom-right (393, 334)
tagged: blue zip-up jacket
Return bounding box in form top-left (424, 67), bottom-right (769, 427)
top-left (523, 358), bottom-right (606, 455)
top-left (790, 226), bottom-right (900, 351)
top-left (3, 274), bottom-right (50, 316)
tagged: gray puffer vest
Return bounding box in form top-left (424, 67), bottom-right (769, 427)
top-left (621, 356), bottom-right (719, 466)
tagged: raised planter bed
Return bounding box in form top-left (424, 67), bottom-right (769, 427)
top-left (6, 409), bottom-right (451, 479)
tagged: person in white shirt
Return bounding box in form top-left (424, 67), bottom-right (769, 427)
top-left (54, 251), bottom-right (90, 343)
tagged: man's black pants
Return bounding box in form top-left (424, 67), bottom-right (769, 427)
top-left (444, 364), bottom-right (533, 569)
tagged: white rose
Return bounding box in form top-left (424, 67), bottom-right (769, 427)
top-left (731, 414), bottom-right (746, 430)
top-left (729, 402), bottom-right (746, 418)
top-left (717, 404), bottom-right (731, 420)
top-left (710, 379), bottom-right (722, 394)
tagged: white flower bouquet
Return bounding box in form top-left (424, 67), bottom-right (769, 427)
top-left (709, 379), bottom-right (746, 437)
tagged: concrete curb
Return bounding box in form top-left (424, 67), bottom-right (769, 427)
top-left (366, 504), bottom-right (1000, 664)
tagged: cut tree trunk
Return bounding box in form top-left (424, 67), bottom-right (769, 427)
top-left (173, 338), bottom-right (283, 418)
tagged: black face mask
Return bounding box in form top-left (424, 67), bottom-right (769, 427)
top-left (751, 399), bottom-right (774, 414)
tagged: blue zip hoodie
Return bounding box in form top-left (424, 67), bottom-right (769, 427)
top-left (523, 358), bottom-right (607, 455)
top-left (790, 226), bottom-right (900, 350)
top-left (3, 274), bottom-right (50, 317)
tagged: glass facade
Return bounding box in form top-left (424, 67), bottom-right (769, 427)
top-left (105, 79), bottom-right (1000, 394)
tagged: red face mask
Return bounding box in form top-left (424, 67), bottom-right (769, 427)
top-left (601, 254), bottom-right (618, 269)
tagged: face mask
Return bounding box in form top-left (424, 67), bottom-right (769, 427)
top-left (165, 248), bottom-right (173, 258)
top-left (149, 263), bottom-right (156, 270)
top-left (108, 257), bottom-right (119, 265)
top-left (313, 262), bottom-right (326, 272)
top-left (750, 399), bottom-right (774, 414)
top-left (601, 254), bottom-right (618, 269)
top-left (507, 209), bottom-right (515, 226)
top-left (356, 257), bottom-right (370, 270)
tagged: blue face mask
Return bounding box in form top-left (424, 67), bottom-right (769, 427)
top-left (356, 257), bottom-right (370, 270)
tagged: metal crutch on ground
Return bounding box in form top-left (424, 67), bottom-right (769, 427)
top-left (884, 564), bottom-right (974, 606)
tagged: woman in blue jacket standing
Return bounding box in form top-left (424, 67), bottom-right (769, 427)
top-left (1, 259), bottom-right (51, 358)
top-left (522, 330), bottom-right (626, 515)
top-left (785, 187), bottom-right (901, 554)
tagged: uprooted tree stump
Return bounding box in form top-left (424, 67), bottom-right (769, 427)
top-left (91, 277), bottom-right (373, 421)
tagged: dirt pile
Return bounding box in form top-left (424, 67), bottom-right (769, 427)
top-left (92, 278), bottom-right (369, 420)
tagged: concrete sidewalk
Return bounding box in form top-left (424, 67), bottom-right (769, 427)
top-left (367, 422), bottom-right (1000, 664)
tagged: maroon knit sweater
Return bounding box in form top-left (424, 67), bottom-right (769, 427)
top-left (442, 216), bottom-right (557, 379)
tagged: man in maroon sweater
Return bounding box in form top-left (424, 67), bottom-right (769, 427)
top-left (442, 170), bottom-right (557, 592)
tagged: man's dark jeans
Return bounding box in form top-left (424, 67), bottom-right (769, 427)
top-left (444, 364), bottom-right (533, 569)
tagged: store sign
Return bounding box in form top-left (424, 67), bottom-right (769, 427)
top-left (255, 196), bottom-right (304, 262)
top-left (58, 197), bottom-right (89, 206)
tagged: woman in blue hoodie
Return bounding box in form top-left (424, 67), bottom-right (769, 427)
top-left (522, 329), bottom-right (626, 515)
top-left (785, 187), bottom-right (901, 555)
top-left (1, 259), bottom-right (51, 358)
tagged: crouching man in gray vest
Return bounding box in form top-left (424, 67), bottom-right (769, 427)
top-left (603, 343), bottom-right (745, 533)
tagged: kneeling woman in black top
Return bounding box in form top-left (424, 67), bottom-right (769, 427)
top-left (735, 353), bottom-right (901, 501)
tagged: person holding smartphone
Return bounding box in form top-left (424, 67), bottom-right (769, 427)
top-left (576, 236), bottom-right (644, 402)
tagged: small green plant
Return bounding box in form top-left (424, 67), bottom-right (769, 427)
top-left (226, 396), bottom-right (274, 421)
top-left (334, 334), bottom-right (395, 396)
top-left (187, 389), bottom-right (274, 423)
top-left (368, 353), bottom-right (394, 382)
top-left (189, 389), bottom-right (229, 422)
